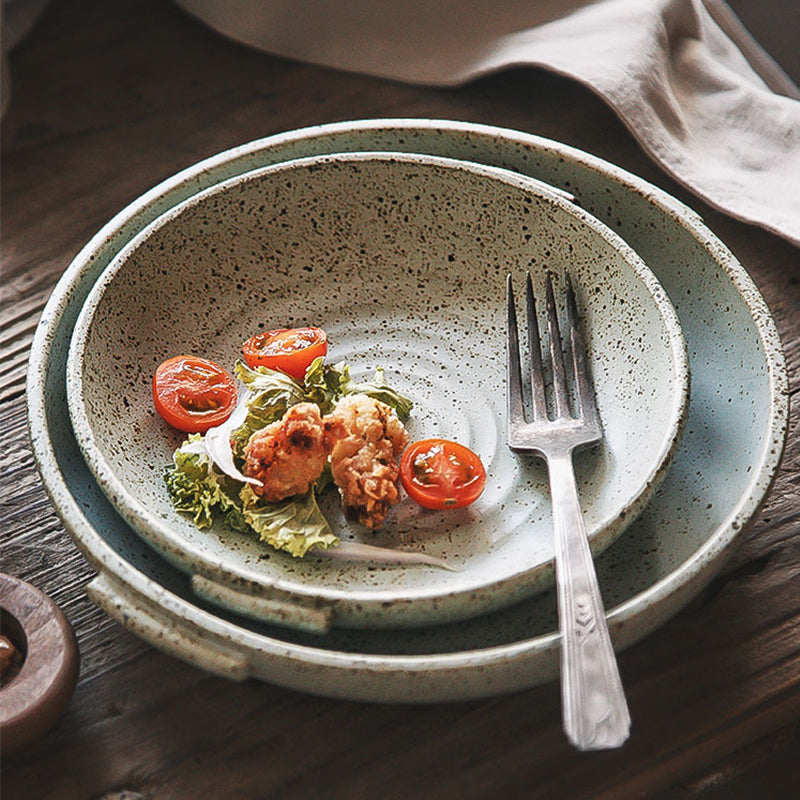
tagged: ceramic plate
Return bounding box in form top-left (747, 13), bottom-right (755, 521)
top-left (65, 152), bottom-right (687, 630)
top-left (28, 121), bottom-right (787, 701)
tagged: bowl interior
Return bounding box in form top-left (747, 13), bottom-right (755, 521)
top-left (67, 152), bottom-right (687, 627)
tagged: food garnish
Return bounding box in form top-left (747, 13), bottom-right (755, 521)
top-left (400, 438), bottom-right (486, 510)
top-left (161, 328), bottom-right (419, 561)
top-left (203, 391), bottom-right (262, 486)
top-left (153, 355), bottom-right (237, 433)
top-left (242, 326), bottom-right (327, 381)
top-left (158, 327), bottom-right (480, 568)
top-left (316, 541), bottom-right (456, 571)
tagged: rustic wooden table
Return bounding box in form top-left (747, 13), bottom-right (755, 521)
top-left (2, 1), bottom-right (799, 797)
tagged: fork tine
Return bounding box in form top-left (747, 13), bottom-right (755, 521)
top-left (565, 272), bottom-right (600, 428)
top-left (506, 274), bottom-right (526, 430)
top-left (525, 273), bottom-right (548, 421)
top-left (545, 271), bottom-right (571, 418)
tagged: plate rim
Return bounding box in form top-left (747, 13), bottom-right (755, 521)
top-left (26, 119), bottom-right (788, 699)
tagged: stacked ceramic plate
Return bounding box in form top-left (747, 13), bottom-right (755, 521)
top-left (28, 120), bottom-right (788, 702)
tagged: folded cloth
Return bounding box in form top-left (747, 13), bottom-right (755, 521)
top-left (174, 0), bottom-right (800, 247)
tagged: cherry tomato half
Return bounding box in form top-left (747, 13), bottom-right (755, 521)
top-left (153, 355), bottom-right (237, 433)
top-left (242, 327), bottom-right (327, 382)
top-left (400, 439), bottom-right (487, 510)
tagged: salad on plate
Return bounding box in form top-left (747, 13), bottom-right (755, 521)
top-left (153, 327), bottom-right (486, 567)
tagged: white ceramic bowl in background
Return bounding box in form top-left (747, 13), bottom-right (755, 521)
top-left (65, 151), bottom-right (688, 631)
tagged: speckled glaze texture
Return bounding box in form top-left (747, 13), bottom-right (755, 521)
top-left (28, 121), bottom-right (788, 702)
top-left (65, 152), bottom-right (688, 630)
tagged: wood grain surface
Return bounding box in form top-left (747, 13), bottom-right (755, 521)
top-left (2, 0), bottom-right (799, 797)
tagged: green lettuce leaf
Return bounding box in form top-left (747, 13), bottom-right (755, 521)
top-left (239, 484), bottom-right (339, 557)
top-left (231, 360), bottom-right (306, 457)
top-left (234, 359), bottom-right (305, 417)
top-left (164, 436), bottom-right (239, 529)
top-left (234, 357), bottom-right (413, 434)
top-left (302, 356), bottom-right (347, 414)
top-left (338, 363), bottom-right (413, 421)
top-left (164, 437), bottom-right (335, 556)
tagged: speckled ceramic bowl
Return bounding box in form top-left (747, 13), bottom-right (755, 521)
top-left (30, 121), bottom-right (787, 701)
top-left (65, 151), bottom-right (688, 631)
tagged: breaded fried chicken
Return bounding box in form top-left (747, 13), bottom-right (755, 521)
top-left (324, 394), bottom-right (409, 529)
top-left (243, 402), bottom-right (332, 502)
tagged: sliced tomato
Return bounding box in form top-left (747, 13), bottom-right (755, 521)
top-left (153, 355), bottom-right (237, 433)
top-left (400, 439), bottom-right (487, 510)
top-left (242, 327), bottom-right (327, 382)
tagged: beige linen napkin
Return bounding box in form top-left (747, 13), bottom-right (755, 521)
top-left (174, 0), bottom-right (800, 246)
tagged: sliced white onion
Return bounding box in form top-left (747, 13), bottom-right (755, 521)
top-left (204, 388), bottom-right (263, 486)
top-left (314, 541), bottom-right (459, 571)
top-left (179, 438), bottom-right (208, 456)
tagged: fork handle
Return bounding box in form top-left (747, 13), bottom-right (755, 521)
top-left (547, 450), bottom-right (631, 750)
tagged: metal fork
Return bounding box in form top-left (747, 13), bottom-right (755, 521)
top-left (507, 271), bottom-right (631, 750)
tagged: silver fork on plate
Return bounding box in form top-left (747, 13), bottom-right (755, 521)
top-left (506, 271), bottom-right (631, 750)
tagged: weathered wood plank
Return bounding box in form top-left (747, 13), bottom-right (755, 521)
top-left (2, 0), bottom-right (800, 797)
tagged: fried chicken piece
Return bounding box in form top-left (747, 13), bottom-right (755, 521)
top-left (243, 402), bottom-right (332, 502)
top-left (324, 394), bottom-right (409, 529)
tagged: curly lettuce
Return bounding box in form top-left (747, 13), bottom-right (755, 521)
top-left (165, 438), bottom-right (337, 557)
top-left (164, 436), bottom-right (249, 532)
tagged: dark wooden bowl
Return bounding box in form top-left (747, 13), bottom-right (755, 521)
top-left (0, 574), bottom-right (79, 756)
